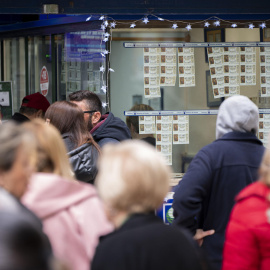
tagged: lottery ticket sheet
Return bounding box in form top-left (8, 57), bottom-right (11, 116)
top-left (239, 47), bottom-right (256, 86)
top-left (178, 48), bottom-right (196, 87)
top-left (160, 48), bottom-right (177, 87)
top-left (172, 115), bottom-right (189, 144)
top-left (260, 47), bottom-right (270, 97)
top-left (156, 116), bottom-right (173, 165)
top-left (144, 48), bottom-right (161, 98)
top-left (258, 113), bottom-right (270, 146)
top-left (138, 116), bottom-right (156, 134)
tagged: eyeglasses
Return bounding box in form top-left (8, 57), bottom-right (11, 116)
top-left (83, 110), bottom-right (97, 114)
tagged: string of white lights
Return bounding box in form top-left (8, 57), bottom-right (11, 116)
top-left (95, 14), bottom-right (269, 107)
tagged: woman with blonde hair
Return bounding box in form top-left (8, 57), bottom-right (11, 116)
top-left (45, 101), bottom-right (100, 184)
top-left (22, 119), bottom-right (112, 270)
top-left (92, 140), bottom-right (207, 270)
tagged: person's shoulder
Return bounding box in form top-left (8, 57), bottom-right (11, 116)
top-left (98, 219), bottom-right (194, 247)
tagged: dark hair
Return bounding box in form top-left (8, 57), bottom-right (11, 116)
top-left (69, 90), bottom-right (102, 115)
top-left (19, 107), bottom-right (45, 118)
top-left (45, 101), bottom-right (100, 152)
top-left (126, 104), bottom-right (154, 133)
top-left (0, 211), bottom-right (52, 270)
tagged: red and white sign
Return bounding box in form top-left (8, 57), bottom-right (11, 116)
top-left (40, 66), bottom-right (49, 96)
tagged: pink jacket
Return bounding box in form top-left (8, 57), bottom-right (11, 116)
top-left (222, 181), bottom-right (270, 270)
top-left (22, 173), bottom-right (113, 270)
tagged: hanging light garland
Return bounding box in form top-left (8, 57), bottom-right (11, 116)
top-left (90, 14), bottom-right (269, 107)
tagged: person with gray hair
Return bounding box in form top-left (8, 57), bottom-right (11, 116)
top-left (92, 140), bottom-right (208, 270)
top-left (173, 95), bottom-right (265, 270)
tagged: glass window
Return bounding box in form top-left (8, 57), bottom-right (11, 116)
top-left (56, 31), bottom-right (107, 110)
top-left (28, 36), bottom-right (52, 104)
top-left (110, 28), bottom-right (264, 173)
top-left (4, 37), bottom-right (25, 114)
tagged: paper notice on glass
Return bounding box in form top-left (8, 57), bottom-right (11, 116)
top-left (240, 47), bottom-right (256, 85)
top-left (208, 47), bottom-right (226, 97)
top-left (156, 116), bottom-right (173, 134)
top-left (208, 55), bottom-right (223, 66)
top-left (213, 87), bottom-right (225, 99)
top-left (156, 144), bottom-right (172, 154)
top-left (172, 115), bottom-right (189, 144)
top-left (224, 64), bottom-right (240, 75)
top-left (224, 85), bottom-right (240, 96)
top-left (173, 134), bottom-right (189, 144)
top-left (261, 87), bottom-right (270, 96)
top-left (178, 48), bottom-right (196, 87)
top-left (68, 69), bottom-right (76, 80)
top-left (160, 76), bottom-right (176, 86)
top-left (160, 48), bottom-right (176, 86)
top-left (0, 92), bottom-right (10, 106)
top-left (260, 76), bottom-right (270, 92)
top-left (144, 48), bottom-right (160, 98)
top-left (144, 66), bottom-right (159, 77)
top-left (155, 115), bottom-right (173, 165)
top-left (144, 76), bottom-right (160, 87)
top-left (156, 134), bottom-right (172, 144)
top-left (258, 113), bottom-right (270, 145)
top-left (179, 75), bottom-right (195, 87)
top-left (156, 115), bottom-right (173, 123)
top-left (144, 48), bottom-right (160, 55)
top-left (139, 116), bottom-right (156, 134)
top-left (211, 66), bottom-right (224, 76)
top-left (156, 123), bottom-right (172, 134)
top-left (223, 47), bottom-right (241, 96)
top-left (144, 87), bottom-right (161, 98)
top-left (180, 65), bottom-right (195, 76)
top-left (208, 47), bottom-right (223, 55)
top-left (156, 151), bottom-right (172, 166)
top-left (160, 55), bottom-right (177, 65)
top-left (172, 115), bottom-right (189, 123)
top-left (260, 47), bottom-right (270, 96)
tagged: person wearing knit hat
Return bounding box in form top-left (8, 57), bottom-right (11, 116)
top-left (173, 95), bottom-right (265, 270)
top-left (12, 92), bottom-right (50, 124)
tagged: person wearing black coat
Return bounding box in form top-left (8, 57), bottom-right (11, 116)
top-left (92, 141), bottom-right (209, 270)
top-left (62, 133), bottom-right (99, 184)
top-left (173, 95), bottom-right (265, 270)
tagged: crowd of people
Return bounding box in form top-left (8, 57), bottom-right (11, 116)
top-left (0, 91), bottom-right (268, 270)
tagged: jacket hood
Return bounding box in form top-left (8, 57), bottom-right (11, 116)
top-left (22, 173), bottom-right (98, 220)
top-left (92, 112), bottom-right (131, 143)
top-left (236, 181), bottom-right (269, 202)
top-left (216, 95), bottom-right (259, 139)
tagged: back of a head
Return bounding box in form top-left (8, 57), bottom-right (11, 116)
top-left (126, 104), bottom-right (154, 133)
top-left (68, 90), bottom-right (102, 114)
top-left (0, 122), bottom-right (35, 173)
top-left (23, 119), bottom-right (74, 180)
top-left (19, 92), bottom-right (50, 117)
top-left (216, 95), bottom-right (259, 139)
top-left (0, 211), bottom-right (52, 270)
top-left (45, 101), bottom-right (89, 147)
top-left (96, 140), bottom-right (171, 214)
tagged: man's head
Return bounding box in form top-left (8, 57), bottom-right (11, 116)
top-left (216, 95), bottom-right (259, 139)
top-left (19, 92), bottom-right (50, 120)
top-left (69, 90), bottom-right (102, 131)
